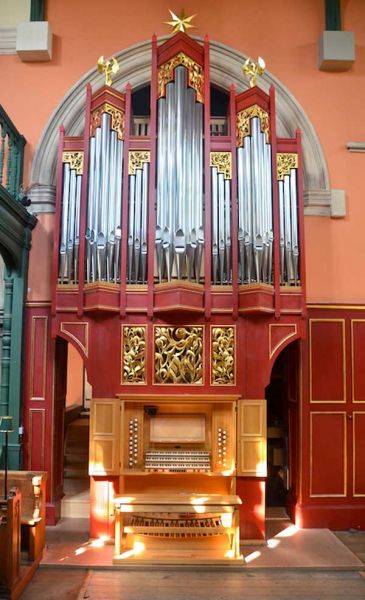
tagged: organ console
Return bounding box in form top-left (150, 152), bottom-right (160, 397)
top-left (89, 395), bottom-right (242, 563)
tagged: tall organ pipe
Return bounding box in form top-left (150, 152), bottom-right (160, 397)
top-left (237, 116), bottom-right (273, 283)
top-left (85, 112), bottom-right (123, 282)
top-left (156, 64), bottom-right (204, 282)
top-left (278, 168), bottom-right (299, 284)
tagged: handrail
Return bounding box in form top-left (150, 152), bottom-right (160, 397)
top-left (0, 105), bottom-right (26, 200)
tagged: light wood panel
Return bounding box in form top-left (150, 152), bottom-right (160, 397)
top-left (237, 400), bottom-right (267, 477)
top-left (89, 399), bottom-right (120, 475)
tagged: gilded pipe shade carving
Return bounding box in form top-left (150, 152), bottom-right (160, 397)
top-left (236, 104), bottom-right (269, 147)
top-left (122, 326), bottom-right (146, 383)
top-left (128, 151), bottom-right (151, 175)
top-left (212, 327), bottom-right (235, 385)
top-left (277, 152), bottom-right (298, 180)
top-left (62, 151), bottom-right (84, 175)
top-left (155, 326), bottom-right (203, 384)
top-left (210, 152), bottom-right (232, 180)
top-left (158, 52), bottom-right (204, 103)
top-left (91, 103), bottom-right (125, 140)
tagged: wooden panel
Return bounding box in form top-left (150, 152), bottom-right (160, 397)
top-left (238, 401), bottom-right (265, 437)
top-left (310, 319), bottom-right (346, 403)
top-left (351, 320), bottom-right (365, 403)
top-left (237, 400), bottom-right (266, 477)
top-left (89, 399), bottom-right (120, 475)
top-left (239, 439), bottom-right (266, 475)
top-left (353, 412), bottom-right (365, 496)
top-left (310, 412), bottom-right (346, 497)
top-left (29, 316), bottom-right (48, 401)
top-left (29, 409), bottom-right (45, 471)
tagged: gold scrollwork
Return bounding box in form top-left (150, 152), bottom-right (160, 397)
top-left (212, 327), bottom-right (235, 385)
top-left (155, 326), bottom-right (203, 384)
top-left (277, 152), bottom-right (298, 180)
top-left (128, 151), bottom-right (151, 175)
top-left (236, 105), bottom-right (270, 147)
top-left (158, 52), bottom-right (204, 103)
top-left (62, 151), bottom-right (84, 175)
top-left (210, 152), bottom-right (232, 180)
top-left (91, 103), bottom-right (125, 140)
top-left (122, 326), bottom-right (146, 384)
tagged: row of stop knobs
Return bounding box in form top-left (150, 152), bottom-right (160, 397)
top-left (218, 428), bottom-right (228, 466)
top-left (129, 418), bottom-right (139, 467)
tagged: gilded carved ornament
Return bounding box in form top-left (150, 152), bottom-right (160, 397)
top-left (128, 151), bottom-right (151, 175)
top-left (164, 9), bottom-right (197, 34)
top-left (210, 152), bottom-right (232, 180)
top-left (154, 326), bottom-right (203, 384)
top-left (62, 151), bottom-right (84, 175)
top-left (276, 153), bottom-right (298, 180)
top-left (212, 327), bottom-right (235, 385)
top-left (158, 52), bottom-right (204, 103)
top-left (91, 103), bottom-right (125, 140)
top-left (236, 105), bottom-right (270, 148)
top-left (122, 326), bottom-right (146, 384)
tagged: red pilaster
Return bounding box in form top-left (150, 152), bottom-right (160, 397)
top-left (51, 126), bottom-right (65, 317)
top-left (120, 83), bottom-right (132, 317)
top-left (203, 35), bottom-right (211, 320)
top-left (147, 35), bottom-right (158, 319)
top-left (269, 85), bottom-right (281, 319)
top-left (77, 84), bottom-right (92, 316)
top-left (229, 84), bottom-right (238, 319)
top-left (296, 128), bottom-right (307, 317)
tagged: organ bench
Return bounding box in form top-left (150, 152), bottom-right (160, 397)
top-left (113, 493), bottom-right (243, 565)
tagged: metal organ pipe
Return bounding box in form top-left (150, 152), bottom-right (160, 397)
top-left (58, 162), bottom-right (82, 284)
top-left (156, 65), bottom-right (204, 282)
top-left (211, 167), bottom-right (232, 285)
top-left (85, 112), bottom-right (124, 283)
top-left (237, 116), bottom-right (273, 284)
top-left (278, 167), bottom-right (300, 284)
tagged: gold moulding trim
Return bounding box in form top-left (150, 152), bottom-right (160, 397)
top-left (212, 327), bottom-right (235, 385)
top-left (158, 52), bottom-right (204, 103)
top-left (91, 103), bottom-right (125, 140)
top-left (128, 151), bottom-right (151, 175)
top-left (236, 105), bottom-right (270, 147)
top-left (62, 151), bottom-right (84, 175)
top-left (122, 326), bottom-right (146, 383)
top-left (277, 153), bottom-right (298, 181)
top-left (210, 152), bottom-right (232, 180)
top-left (155, 326), bottom-right (203, 384)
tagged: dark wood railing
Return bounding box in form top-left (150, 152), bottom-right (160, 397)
top-left (0, 106), bottom-right (26, 200)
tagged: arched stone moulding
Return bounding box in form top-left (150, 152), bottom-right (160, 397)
top-left (30, 36), bottom-right (330, 215)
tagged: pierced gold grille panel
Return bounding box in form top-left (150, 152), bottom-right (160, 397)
top-left (212, 327), bottom-right (235, 385)
top-left (154, 326), bottom-right (203, 384)
top-left (122, 326), bottom-right (147, 384)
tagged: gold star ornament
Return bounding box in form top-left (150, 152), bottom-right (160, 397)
top-left (164, 9), bottom-right (197, 34)
top-left (242, 56), bottom-right (266, 88)
top-left (97, 56), bottom-right (120, 87)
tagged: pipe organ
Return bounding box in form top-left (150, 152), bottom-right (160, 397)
top-left (55, 33), bottom-right (304, 299)
top-left (52, 26), bottom-right (307, 565)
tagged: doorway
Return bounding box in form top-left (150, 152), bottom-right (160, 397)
top-left (265, 341), bottom-right (300, 535)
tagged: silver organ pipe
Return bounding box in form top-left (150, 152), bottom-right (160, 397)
top-left (278, 167), bottom-right (300, 284)
top-left (211, 168), bottom-right (232, 285)
top-left (59, 162), bottom-right (82, 284)
top-left (85, 112), bottom-right (124, 283)
top-left (156, 65), bottom-right (204, 282)
top-left (237, 117), bottom-right (273, 283)
top-left (127, 160), bottom-right (149, 284)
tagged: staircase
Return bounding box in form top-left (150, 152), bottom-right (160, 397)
top-left (61, 416), bottom-right (90, 518)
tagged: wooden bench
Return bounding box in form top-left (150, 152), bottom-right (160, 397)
top-left (0, 471), bottom-right (47, 564)
top-left (114, 493), bottom-right (243, 565)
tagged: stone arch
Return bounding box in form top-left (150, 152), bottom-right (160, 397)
top-left (30, 36), bottom-right (330, 215)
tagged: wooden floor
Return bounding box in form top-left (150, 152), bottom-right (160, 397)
top-left (20, 568), bottom-right (365, 599)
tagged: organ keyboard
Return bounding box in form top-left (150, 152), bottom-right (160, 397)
top-left (144, 450), bottom-right (211, 472)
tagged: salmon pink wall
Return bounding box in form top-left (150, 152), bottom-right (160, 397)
top-left (1, 0), bottom-right (364, 302)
